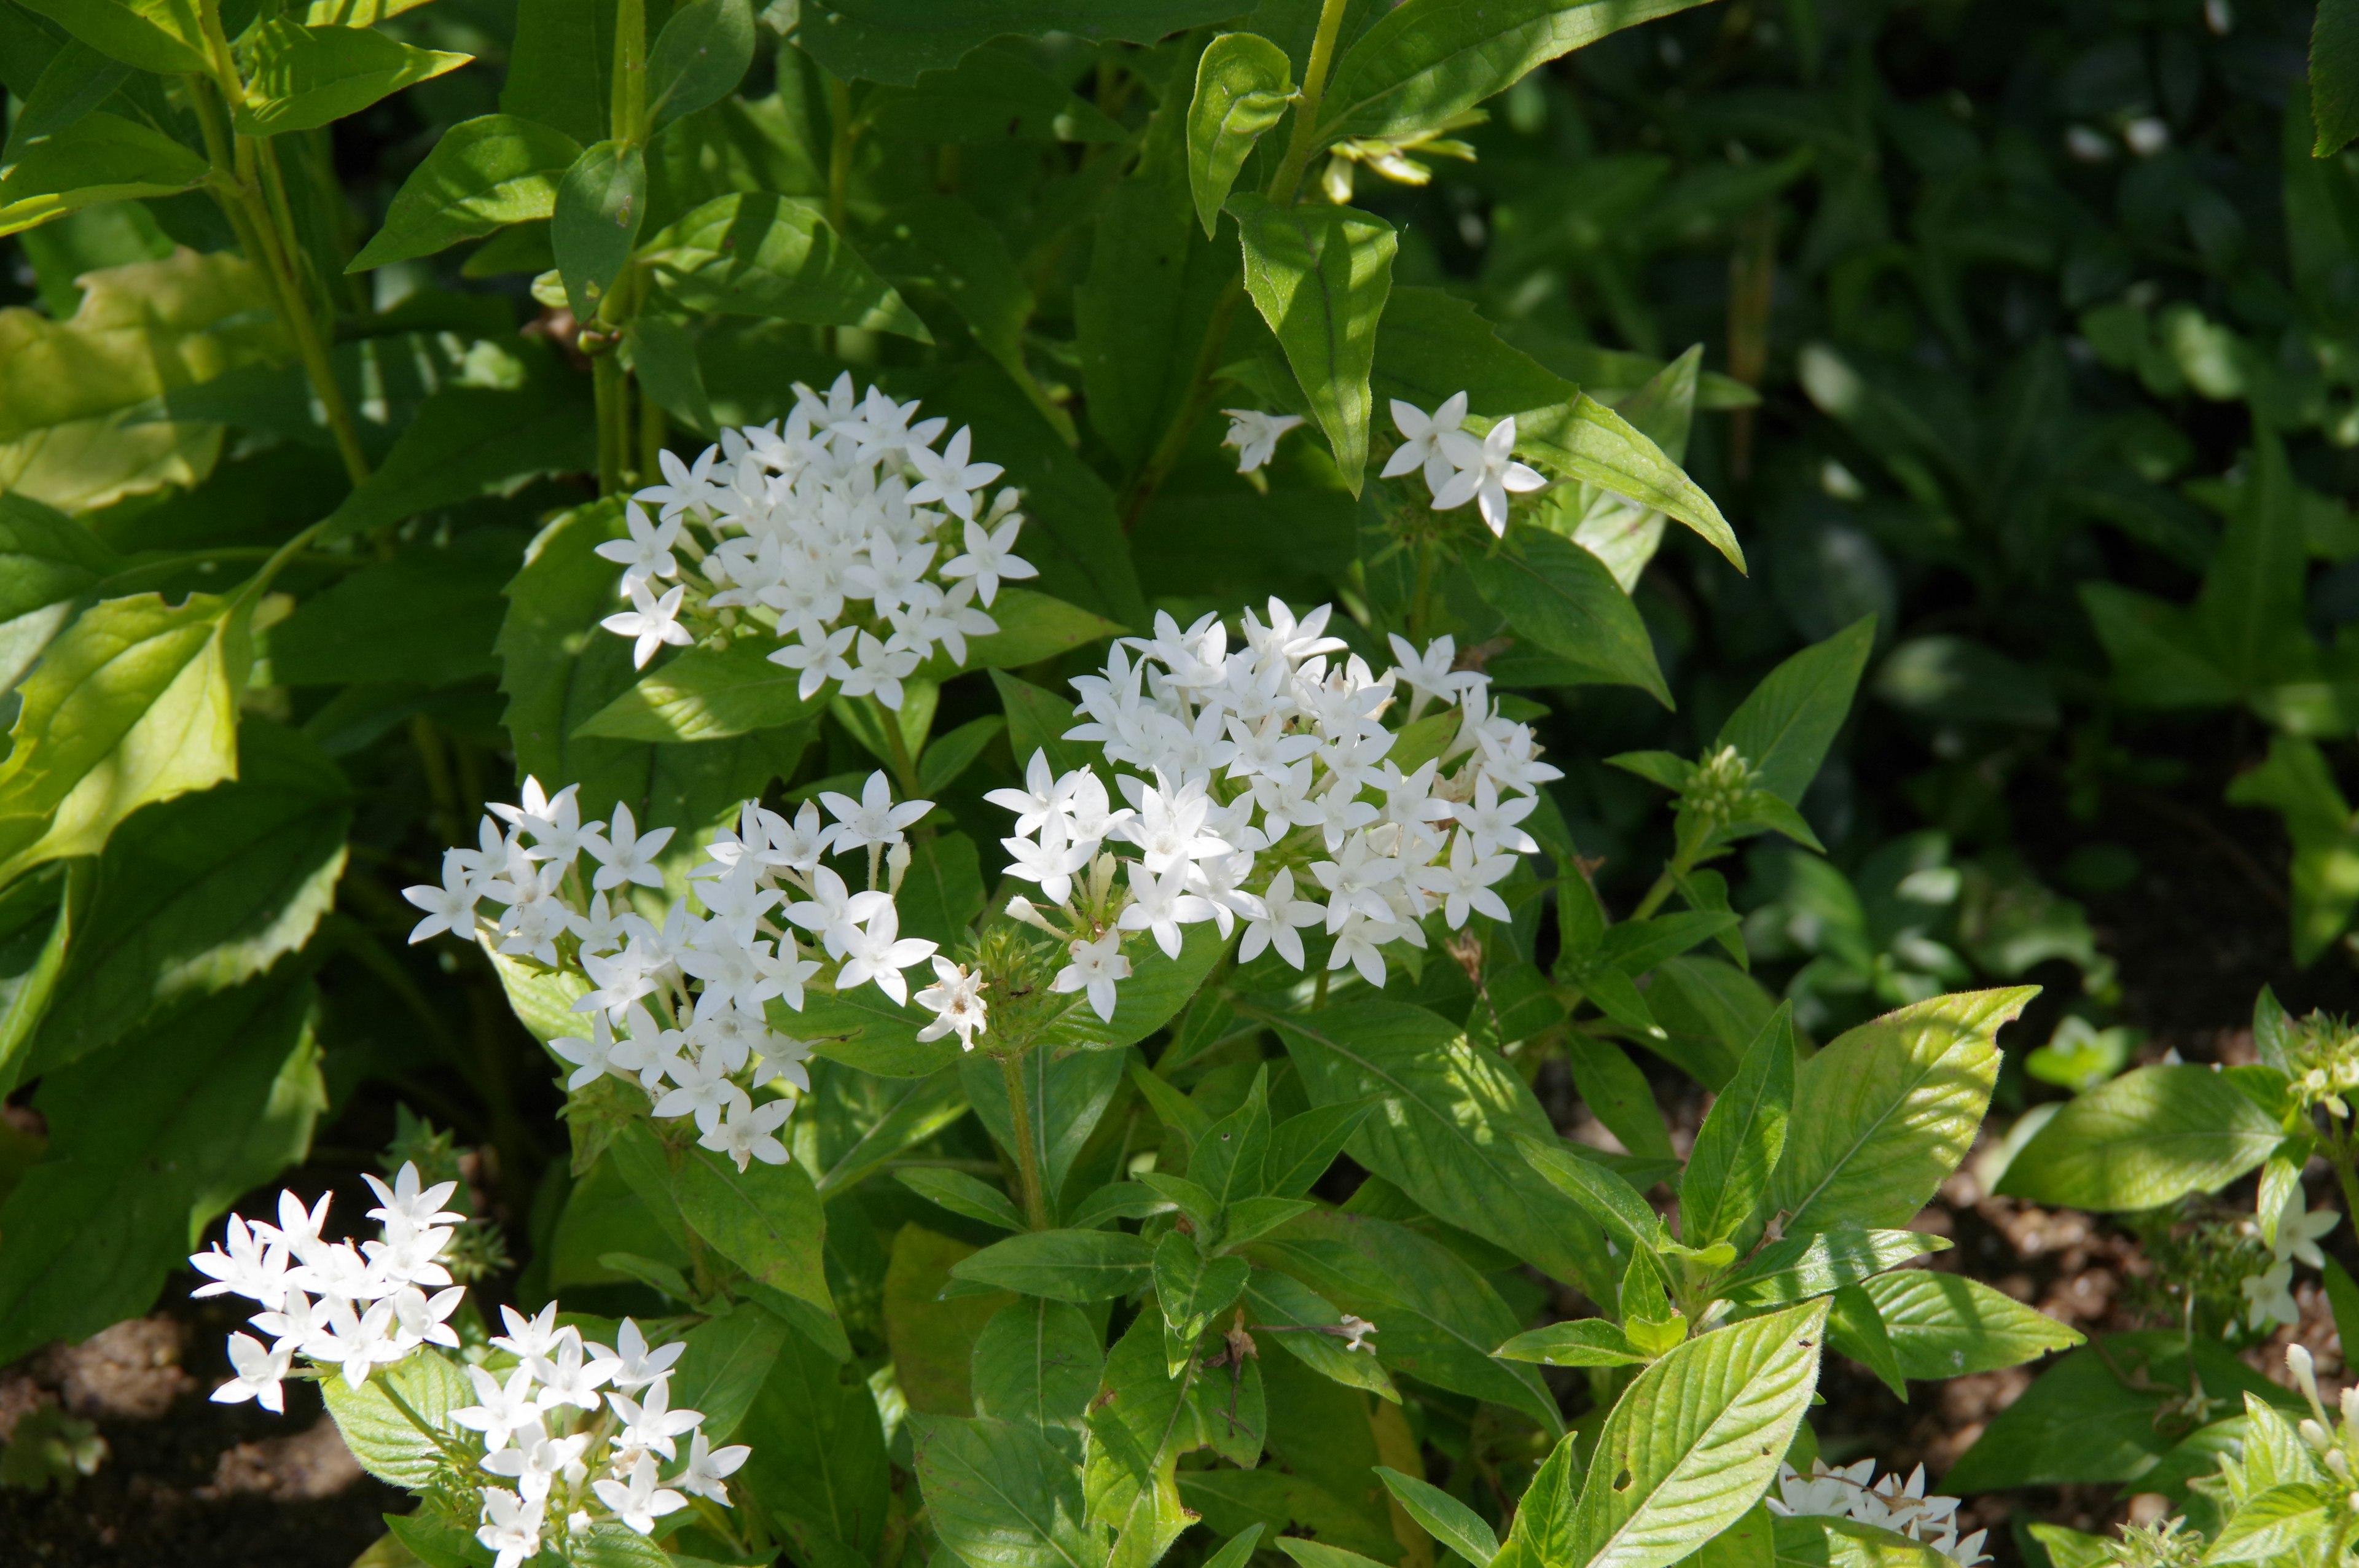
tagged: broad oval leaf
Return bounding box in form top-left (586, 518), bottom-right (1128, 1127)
top-left (14, 0), bottom-right (208, 75)
top-left (1563, 1299), bottom-right (1829, 1568)
top-left (915, 1413), bottom-right (1098, 1568)
top-left (1859, 1271), bottom-right (2083, 1380)
top-left (644, 193), bottom-right (932, 341)
top-left (0, 492), bottom-right (122, 691)
top-left (972, 1298), bottom-right (1104, 1464)
top-left (667, 1301), bottom-right (791, 1444)
top-left (1678, 1003), bottom-right (1794, 1248)
top-left (235, 17), bottom-right (472, 136)
top-left (554, 138), bottom-right (647, 323)
top-left (1769, 988), bottom-right (2033, 1235)
top-left (1187, 34), bottom-right (1292, 239)
top-left (1994, 1063), bottom-right (2283, 1212)
top-left (1229, 192), bottom-right (1396, 493)
top-left (951, 1228), bottom-right (1155, 1303)
top-left (646, 0), bottom-right (755, 132)
top-left (1721, 1230), bottom-right (1949, 1307)
top-left (1467, 528), bottom-right (1670, 706)
top-left (1495, 396), bottom-right (1742, 574)
top-left (576, 636), bottom-right (827, 743)
top-left (668, 1142), bottom-right (843, 1357)
top-left (348, 114), bottom-right (581, 271)
top-left (318, 1350), bottom-right (474, 1489)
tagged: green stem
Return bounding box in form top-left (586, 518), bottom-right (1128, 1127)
top-left (2325, 1123), bottom-right (2359, 1225)
top-left (870, 695), bottom-right (923, 797)
top-left (612, 0), bottom-right (647, 146)
top-left (594, 351), bottom-right (630, 496)
top-left (1263, 0), bottom-right (1353, 205)
top-left (377, 1374), bottom-right (460, 1456)
top-left (1001, 1049), bottom-right (1049, 1230)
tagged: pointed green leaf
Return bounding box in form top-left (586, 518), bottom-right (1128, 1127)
top-left (553, 139), bottom-right (646, 323)
top-left (1468, 529), bottom-right (1670, 706)
top-left (952, 1229), bottom-right (1155, 1303)
top-left (917, 1414), bottom-right (1098, 1568)
top-left (1503, 394), bottom-right (1742, 572)
top-left (0, 111), bottom-right (208, 238)
top-left (1187, 34), bottom-right (1292, 238)
top-left (350, 114), bottom-right (581, 270)
top-left (1858, 1271), bottom-right (2083, 1379)
top-left (1721, 1230), bottom-right (1949, 1308)
top-left (1995, 1063), bottom-right (2284, 1212)
top-left (644, 192), bottom-right (931, 341)
top-left (235, 18), bottom-right (472, 136)
top-left (1229, 192), bottom-right (1396, 493)
top-left (1680, 1004), bottom-right (1794, 1247)
top-left (14, 0), bottom-right (207, 76)
top-left (646, 0), bottom-right (754, 133)
top-left (1717, 616), bottom-right (1876, 806)
top-left (1493, 1318), bottom-right (1646, 1368)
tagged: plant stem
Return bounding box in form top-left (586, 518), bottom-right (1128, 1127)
top-left (870, 695), bottom-right (923, 797)
top-left (1001, 1050), bottom-right (1049, 1230)
top-left (594, 352), bottom-right (630, 496)
top-left (2325, 1123), bottom-right (2359, 1225)
top-left (612, 0), bottom-right (648, 145)
top-left (1264, 0), bottom-right (1353, 205)
top-left (827, 77), bottom-right (857, 235)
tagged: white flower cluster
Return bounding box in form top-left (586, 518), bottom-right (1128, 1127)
top-left (991, 600), bottom-right (1559, 1016)
top-left (454, 1308), bottom-right (744, 1566)
top-left (401, 771), bottom-right (978, 1162)
top-left (1767, 1459), bottom-right (1990, 1567)
top-left (190, 1164), bottom-right (469, 1411)
top-left (1219, 392), bottom-right (1546, 535)
top-left (596, 372), bottom-right (1038, 702)
top-left (2240, 1180), bottom-right (2341, 1328)
top-left (189, 1171), bottom-right (749, 1567)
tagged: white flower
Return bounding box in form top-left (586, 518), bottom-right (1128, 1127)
top-left (1328, 911), bottom-right (1394, 988)
top-left (1220, 408), bottom-right (1304, 473)
top-left (587, 802), bottom-right (676, 892)
top-left (2271, 1184), bottom-right (2339, 1269)
top-left (820, 771), bottom-right (933, 854)
top-left (2242, 1260), bottom-right (2300, 1328)
top-left (915, 958), bottom-right (989, 1050)
top-left (190, 1215), bottom-right (293, 1308)
top-left (401, 849), bottom-right (480, 943)
top-left (675, 1428), bottom-right (752, 1505)
top-left (1051, 930), bottom-right (1132, 1023)
top-left (835, 901), bottom-right (939, 1006)
top-left (593, 1451), bottom-right (689, 1536)
top-left (482, 1430), bottom-right (589, 1504)
top-left (652, 1048), bottom-right (753, 1134)
top-left (1238, 867), bottom-right (1323, 969)
top-left (906, 426), bottom-right (1004, 520)
top-left (788, 866), bottom-right (891, 958)
top-left (837, 630), bottom-right (922, 710)
top-left (362, 1162), bottom-right (465, 1230)
top-left (608, 1378), bottom-right (704, 1462)
top-left (476, 1487), bottom-right (546, 1568)
top-left (1433, 416), bottom-right (1547, 535)
top-left (1003, 825), bottom-right (1092, 905)
top-left (601, 575), bottom-right (695, 668)
top-left (767, 624), bottom-right (858, 700)
top-left (700, 1098), bottom-right (794, 1171)
top-left (491, 1303), bottom-right (571, 1362)
top-left (552, 1012), bottom-right (626, 1090)
top-left (939, 517), bottom-right (1037, 606)
top-left (589, 1319), bottom-right (686, 1392)
top-left (453, 1363), bottom-right (545, 1450)
top-left (1120, 862), bottom-right (1213, 959)
top-left (211, 1332), bottom-right (291, 1414)
top-left (527, 1333), bottom-right (614, 1414)
top-left (1382, 392), bottom-right (1468, 496)
top-left (1414, 832), bottom-right (1517, 928)
top-left (1452, 771), bottom-right (1540, 855)
top-left (633, 444), bottom-right (722, 520)
top-left (595, 501), bottom-right (684, 585)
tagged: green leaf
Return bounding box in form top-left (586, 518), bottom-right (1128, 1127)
top-left (1995, 1063), bottom-right (2284, 1212)
top-left (2196, 426), bottom-right (2312, 692)
top-left (2077, 583), bottom-right (2239, 710)
top-left (2208, 1484), bottom-right (2334, 1564)
top-left (235, 18), bottom-right (472, 136)
top-left (920, 717), bottom-right (1006, 796)
top-left (2317, 0), bottom-right (2359, 154)
top-left (1266, 1102), bottom-right (1374, 1200)
top-left (813, 1067), bottom-right (970, 1198)
top-left (1493, 1318), bottom-right (1646, 1368)
top-left (571, 1523), bottom-right (675, 1568)
top-left (1858, 1271), bottom-right (2084, 1380)
top-left (576, 637), bottom-right (826, 743)
top-left (1560, 1035), bottom-right (1674, 1161)
top-left (738, 1321), bottom-right (893, 1553)
top-left (992, 669), bottom-right (1101, 781)
top-left (1371, 286), bottom-right (1579, 430)
top-left (952, 1228), bottom-right (1154, 1303)
top-left (1721, 1231), bottom-right (1949, 1308)
top-left (1468, 529), bottom-right (1670, 706)
top-left (972, 1298), bottom-right (1105, 1465)
top-left (1770, 988), bottom-right (2031, 1234)
top-left (864, 47), bottom-right (1127, 145)
top-left (1516, 1133), bottom-right (1670, 1260)
top-left (901, 1167), bottom-right (1025, 1231)
top-left (917, 1413), bottom-right (1098, 1568)
top-left (318, 1351), bottom-right (473, 1489)
top-left (17, 722), bottom-right (346, 1082)
top-left (792, 0), bottom-right (1245, 86)
top-left (1768, 1516), bottom-right (1953, 1568)
top-left (1501, 394), bottom-right (1742, 573)
top-left (2224, 734), bottom-right (2359, 964)
top-left (895, 830), bottom-right (985, 950)
top-left (1826, 1284), bottom-right (1906, 1400)
top-left (644, 193), bottom-right (931, 341)
top-left (624, 314), bottom-right (715, 435)
top-left (1229, 192), bottom-right (1396, 493)
top-left (1942, 1330), bottom-right (2298, 1491)
top-left (1243, 1209), bottom-right (1560, 1432)
top-left (0, 588), bottom-right (249, 886)
top-left (1718, 617), bottom-right (1876, 806)
top-left (261, 531), bottom-right (520, 688)
top-left (913, 589), bottom-right (1124, 682)
top-left (322, 342), bottom-right (595, 539)
top-left (1187, 34), bottom-right (1293, 239)
top-left (1679, 1004), bottom-right (1794, 1248)
top-left (961, 1047), bottom-right (1128, 1219)
top-left (1272, 998), bottom-right (1616, 1301)
top-left (1315, 0), bottom-right (1718, 144)
top-left (12, 0), bottom-right (207, 76)
top-left (1240, 1267), bottom-right (1400, 1401)
top-left (1276, 1540), bottom-right (1391, 1568)
top-left (1156, 1231), bottom-right (1249, 1338)
top-left (1037, 921), bottom-right (1232, 1053)
top-left (0, 492), bottom-right (121, 692)
top-left (1563, 1300), bottom-right (1829, 1568)
top-left (0, 966), bottom-right (325, 1363)
top-left (647, 0), bottom-right (754, 132)
top-left (554, 139), bottom-right (647, 322)
top-left (0, 112), bottom-right (208, 238)
top-left (670, 1143), bottom-right (843, 1356)
top-left (668, 1302), bottom-right (792, 1443)
top-left (348, 114), bottom-right (581, 271)
top-left (1082, 1309), bottom-right (1204, 1564)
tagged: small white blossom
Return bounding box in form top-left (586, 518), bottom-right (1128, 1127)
top-left (601, 575), bottom-right (695, 668)
top-left (1220, 408), bottom-right (1304, 473)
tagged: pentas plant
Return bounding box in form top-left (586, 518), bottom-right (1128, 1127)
top-left (190, 1168), bottom-right (750, 1565)
top-left (1766, 1460), bottom-right (1988, 1567)
top-left (595, 373), bottom-right (1036, 706)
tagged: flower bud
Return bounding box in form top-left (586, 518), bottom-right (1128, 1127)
top-left (886, 841), bottom-right (912, 894)
top-left (2290, 1344), bottom-right (2321, 1408)
top-left (2302, 1418), bottom-right (2334, 1453)
top-left (2327, 1447), bottom-right (2351, 1481)
top-left (1004, 895), bottom-right (1060, 935)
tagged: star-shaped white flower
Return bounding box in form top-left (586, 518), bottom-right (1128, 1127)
top-left (1433, 415), bottom-right (1547, 535)
top-left (594, 500), bottom-right (684, 585)
top-left (939, 517), bottom-right (1038, 606)
top-left (1221, 408), bottom-right (1305, 473)
top-left (601, 575), bottom-right (694, 668)
top-left (1051, 929), bottom-right (1132, 1023)
top-left (906, 426), bottom-right (1003, 520)
top-left (587, 802), bottom-right (675, 892)
top-left (211, 1332), bottom-right (291, 1414)
top-left (1382, 392), bottom-right (1469, 497)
